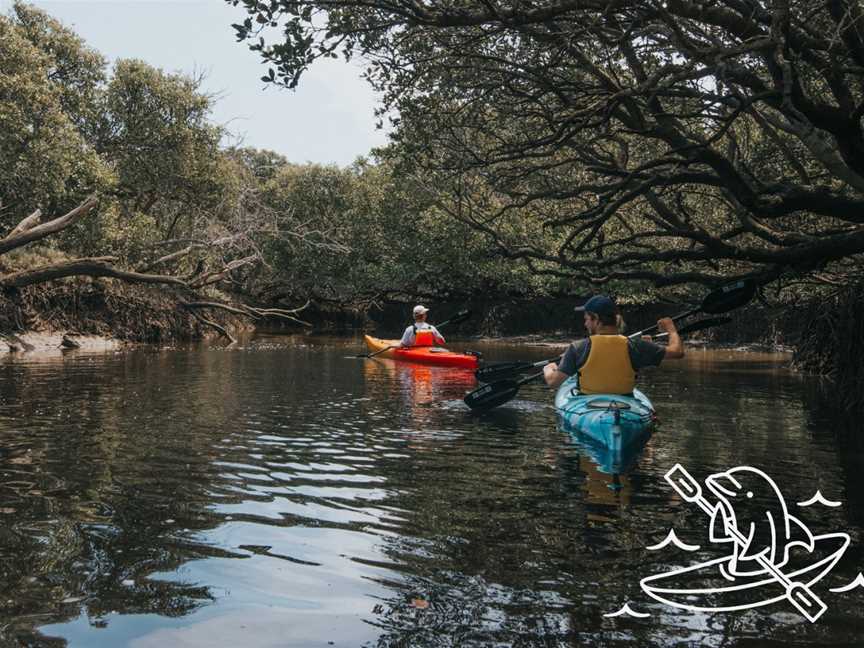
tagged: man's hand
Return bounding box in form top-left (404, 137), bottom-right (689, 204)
top-left (544, 361), bottom-right (568, 388)
top-left (657, 317), bottom-right (677, 334)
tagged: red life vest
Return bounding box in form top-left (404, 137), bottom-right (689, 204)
top-left (413, 326), bottom-right (436, 346)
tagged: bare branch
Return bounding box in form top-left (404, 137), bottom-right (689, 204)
top-left (8, 210), bottom-right (43, 238)
top-left (0, 257), bottom-right (187, 289)
top-left (0, 197), bottom-right (98, 255)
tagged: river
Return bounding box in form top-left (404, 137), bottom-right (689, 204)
top-left (0, 335), bottom-right (862, 647)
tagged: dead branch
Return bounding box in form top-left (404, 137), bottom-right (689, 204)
top-left (243, 299), bottom-right (313, 327)
top-left (180, 299), bottom-right (312, 327)
top-left (180, 301), bottom-right (258, 317)
top-left (188, 255), bottom-right (259, 288)
top-left (138, 244), bottom-right (201, 273)
top-left (0, 197), bottom-right (97, 255)
top-left (0, 257), bottom-right (188, 289)
top-left (8, 210), bottom-right (43, 237)
top-left (187, 309), bottom-right (237, 345)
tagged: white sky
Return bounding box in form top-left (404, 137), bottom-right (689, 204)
top-left (2, 0), bottom-right (389, 166)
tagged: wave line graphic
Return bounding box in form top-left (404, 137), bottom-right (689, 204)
top-left (646, 528), bottom-right (701, 552)
top-left (797, 490), bottom-right (842, 508)
top-left (603, 603), bottom-right (651, 618)
top-left (829, 572), bottom-right (864, 593)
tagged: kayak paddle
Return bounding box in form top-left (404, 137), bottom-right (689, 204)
top-left (664, 464), bottom-right (827, 623)
top-left (356, 309), bottom-right (472, 359)
top-left (630, 279), bottom-right (755, 338)
top-left (474, 316), bottom-right (732, 383)
top-left (652, 316), bottom-right (731, 339)
top-left (465, 313), bottom-right (737, 409)
top-left (464, 370), bottom-right (545, 410)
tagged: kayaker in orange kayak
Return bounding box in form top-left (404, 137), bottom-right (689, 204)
top-left (543, 294), bottom-right (684, 392)
top-left (399, 305), bottom-right (446, 347)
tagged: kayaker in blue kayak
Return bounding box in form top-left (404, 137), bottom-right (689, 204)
top-left (399, 305), bottom-right (446, 347)
top-left (543, 295), bottom-right (684, 393)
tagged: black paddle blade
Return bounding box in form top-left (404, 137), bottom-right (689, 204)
top-left (464, 380), bottom-right (521, 410)
top-left (475, 361), bottom-right (535, 382)
top-left (701, 280), bottom-right (756, 315)
top-left (439, 309), bottom-right (471, 328)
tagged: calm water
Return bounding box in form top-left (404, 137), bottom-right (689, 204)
top-left (0, 335), bottom-right (862, 647)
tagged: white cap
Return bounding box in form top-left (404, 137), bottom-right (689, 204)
top-left (412, 305), bottom-right (429, 317)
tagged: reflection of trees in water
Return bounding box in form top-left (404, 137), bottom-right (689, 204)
top-left (356, 354), bottom-right (856, 646)
top-left (355, 414), bottom-right (655, 646)
top-left (0, 345), bottom-right (858, 645)
top-left (0, 351), bottom-right (261, 642)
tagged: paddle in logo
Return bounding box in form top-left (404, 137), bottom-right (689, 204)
top-left (639, 464), bottom-right (851, 623)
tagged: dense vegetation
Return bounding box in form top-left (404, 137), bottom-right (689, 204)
top-left (0, 1), bottom-right (549, 323)
top-left (2, 2), bottom-right (863, 410)
top-left (227, 0), bottom-right (864, 410)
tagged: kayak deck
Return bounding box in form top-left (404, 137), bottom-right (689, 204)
top-left (363, 335), bottom-right (479, 369)
top-left (554, 376), bottom-right (655, 451)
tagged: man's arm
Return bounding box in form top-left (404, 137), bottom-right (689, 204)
top-left (544, 343), bottom-right (583, 388)
top-left (399, 326), bottom-right (414, 347)
top-left (658, 317), bottom-right (684, 359)
top-left (431, 325), bottom-right (445, 344)
top-left (543, 362), bottom-right (569, 388)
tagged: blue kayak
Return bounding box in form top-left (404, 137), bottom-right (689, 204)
top-left (554, 376), bottom-right (655, 452)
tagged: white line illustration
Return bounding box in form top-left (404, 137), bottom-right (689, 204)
top-left (797, 491), bottom-right (843, 508)
top-left (603, 603), bottom-right (651, 618)
top-left (640, 464), bottom-right (850, 623)
top-left (829, 572), bottom-right (864, 593)
top-left (646, 529), bottom-right (701, 552)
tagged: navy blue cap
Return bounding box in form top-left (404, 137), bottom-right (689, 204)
top-left (574, 295), bottom-right (616, 317)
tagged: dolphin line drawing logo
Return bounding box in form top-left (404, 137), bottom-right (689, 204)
top-left (705, 467), bottom-right (815, 577)
top-left (639, 464), bottom-right (850, 623)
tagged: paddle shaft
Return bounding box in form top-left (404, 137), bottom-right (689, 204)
top-left (474, 318), bottom-right (725, 382)
top-left (465, 284), bottom-right (753, 409)
top-left (665, 464), bottom-right (827, 622)
top-left (363, 344), bottom-right (397, 359)
top-left (631, 280), bottom-right (754, 338)
top-left (435, 309), bottom-right (471, 329)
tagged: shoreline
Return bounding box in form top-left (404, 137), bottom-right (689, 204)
top-left (0, 331), bottom-right (123, 355)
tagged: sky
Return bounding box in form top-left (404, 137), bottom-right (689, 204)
top-left (1, 0), bottom-right (389, 166)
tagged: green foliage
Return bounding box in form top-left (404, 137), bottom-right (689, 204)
top-left (0, 6), bottom-right (111, 224)
top-left (1, 3), bottom-right (574, 311)
top-left (231, 0), bottom-right (864, 299)
top-left (10, 1), bottom-right (106, 134)
top-left (97, 59), bottom-right (227, 242)
top-left (250, 156), bottom-right (554, 305)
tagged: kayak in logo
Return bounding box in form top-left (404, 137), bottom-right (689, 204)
top-left (639, 464), bottom-right (851, 623)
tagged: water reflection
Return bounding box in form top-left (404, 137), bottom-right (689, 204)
top-left (0, 339), bottom-right (858, 646)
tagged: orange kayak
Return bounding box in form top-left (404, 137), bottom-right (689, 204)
top-left (363, 335), bottom-right (480, 369)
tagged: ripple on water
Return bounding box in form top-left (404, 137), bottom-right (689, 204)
top-left (0, 342), bottom-right (860, 647)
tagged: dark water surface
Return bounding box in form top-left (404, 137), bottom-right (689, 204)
top-left (0, 335), bottom-right (862, 647)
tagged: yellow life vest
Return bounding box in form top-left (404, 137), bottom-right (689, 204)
top-left (578, 335), bottom-right (636, 395)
